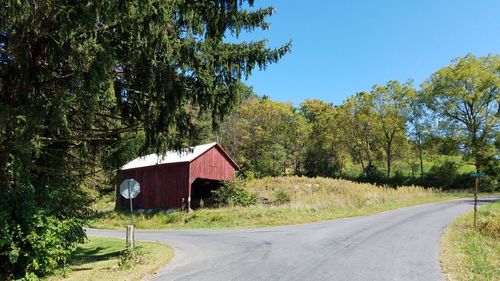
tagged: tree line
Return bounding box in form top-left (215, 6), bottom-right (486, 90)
top-left (216, 54), bottom-right (499, 190)
top-left (0, 0), bottom-right (497, 278)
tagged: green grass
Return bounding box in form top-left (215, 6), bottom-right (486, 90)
top-left (90, 176), bottom-right (470, 230)
top-left (45, 237), bottom-right (173, 281)
top-left (440, 201), bottom-right (500, 281)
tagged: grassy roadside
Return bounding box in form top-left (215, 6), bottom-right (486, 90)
top-left (90, 177), bottom-right (471, 230)
top-left (45, 237), bottom-right (174, 281)
top-left (440, 202), bottom-right (500, 281)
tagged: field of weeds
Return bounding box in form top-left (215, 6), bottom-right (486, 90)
top-left (246, 176), bottom-right (442, 209)
top-left (90, 176), bottom-right (465, 230)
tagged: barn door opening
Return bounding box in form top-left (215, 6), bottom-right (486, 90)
top-left (191, 178), bottom-right (222, 209)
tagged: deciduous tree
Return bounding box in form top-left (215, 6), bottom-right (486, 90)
top-left (219, 97), bottom-right (304, 177)
top-left (370, 81), bottom-right (409, 179)
top-left (337, 93), bottom-right (382, 177)
top-left (423, 54), bottom-right (499, 174)
top-left (300, 99), bottom-right (343, 177)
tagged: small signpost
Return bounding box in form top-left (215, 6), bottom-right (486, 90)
top-left (120, 179), bottom-right (140, 247)
top-left (469, 172), bottom-right (484, 229)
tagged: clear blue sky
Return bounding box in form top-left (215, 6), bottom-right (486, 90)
top-left (233, 0), bottom-right (500, 105)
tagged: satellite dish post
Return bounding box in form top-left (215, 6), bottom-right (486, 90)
top-left (120, 179), bottom-right (140, 248)
top-left (128, 180), bottom-right (134, 226)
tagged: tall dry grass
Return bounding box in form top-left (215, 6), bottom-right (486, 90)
top-left (246, 176), bottom-right (440, 209)
top-left (92, 176), bottom-right (458, 230)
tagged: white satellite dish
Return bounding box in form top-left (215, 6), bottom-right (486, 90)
top-left (119, 178), bottom-right (140, 248)
top-left (120, 179), bottom-right (140, 199)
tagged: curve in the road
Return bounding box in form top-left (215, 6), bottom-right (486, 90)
top-left (88, 197), bottom-right (498, 281)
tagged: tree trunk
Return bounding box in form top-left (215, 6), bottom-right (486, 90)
top-left (386, 143), bottom-right (392, 179)
top-left (418, 145), bottom-right (424, 177)
top-left (386, 129), bottom-right (396, 181)
top-left (360, 157), bottom-right (365, 175)
top-left (339, 155), bottom-right (344, 175)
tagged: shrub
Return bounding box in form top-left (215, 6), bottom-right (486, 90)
top-left (477, 216), bottom-right (500, 238)
top-left (476, 203), bottom-right (500, 238)
top-left (0, 208), bottom-right (85, 279)
top-left (389, 170), bottom-right (408, 186)
top-left (420, 161), bottom-right (474, 189)
top-left (163, 211), bottom-right (186, 224)
top-left (118, 245), bottom-right (144, 269)
top-left (482, 157), bottom-right (500, 192)
top-left (422, 161), bottom-right (458, 189)
top-left (1, 166), bottom-right (91, 279)
top-left (240, 170), bottom-right (256, 181)
top-left (212, 179), bottom-right (258, 207)
top-left (357, 164), bottom-right (385, 184)
top-left (274, 190), bottom-right (291, 204)
top-left (452, 173), bottom-right (475, 189)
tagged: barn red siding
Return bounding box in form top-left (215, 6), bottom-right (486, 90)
top-left (118, 144), bottom-right (238, 210)
top-left (189, 146), bottom-right (238, 182)
top-left (120, 162), bottom-right (190, 209)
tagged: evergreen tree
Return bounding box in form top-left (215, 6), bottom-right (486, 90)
top-left (0, 1), bottom-right (290, 277)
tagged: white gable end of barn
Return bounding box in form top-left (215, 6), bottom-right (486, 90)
top-left (121, 142), bottom-right (217, 170)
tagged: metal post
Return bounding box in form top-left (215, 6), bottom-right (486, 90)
top-left (128, 180), bottom-right (134, 225)
top-left (127, 181), bottom-right (135, 249)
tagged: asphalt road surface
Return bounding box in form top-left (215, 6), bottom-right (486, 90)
top-left (88, 197), bottom-right (498, 281)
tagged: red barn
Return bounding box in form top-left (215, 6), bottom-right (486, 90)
top-left (118, 143), bottom-right (239, 210)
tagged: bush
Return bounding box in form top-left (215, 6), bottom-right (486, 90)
top-left (477, 214), bottom-right (500, 238)
top-left (357, 164), bottom-right (385, 184)
top-left (482, 157), bottom-right (500, 192)
top-left (274, 190), bottom-right (291, 204)
top-left (212, 179), bottom-right (258, 207)
top-left (118, 245), bottom-right (144, 269)
top-left (0, 176), bottom-right (89, 280)
top-left (389, 170), bottom-right (409, 186)
top-left (0, 207), bottom-right (85, 279)
top-left (419, 161), bottom-right (474, 189)
top-left (428, 161), bottom-right (459, 189)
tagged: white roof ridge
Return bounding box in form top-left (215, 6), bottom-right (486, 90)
top-left (120, 142), bottom-right (217, 170)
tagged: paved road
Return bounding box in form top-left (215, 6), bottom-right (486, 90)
top-left (88, 197), bottom-right (498, 281)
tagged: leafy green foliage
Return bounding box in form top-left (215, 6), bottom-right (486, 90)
top-left (218, 55), bottom-right (498, 190)
top-left (118, 245), bottom-right (144, 269)
top-left (422, 161), bottom-right (462, 189)
top-left (482, 152), bottom-right (500, 192)
top-left (300, 99), bottom-right (342, 177)
top-left (336, 92), bottom-right (384, 176)
top-left (0, 0), bottom-right (290, 278)
top-left (218, 97), bottom-right (308, 177)
top-left (423, 54), bottom-right (499, 174)
top-left (370, 81), bottom-right (410, 178)
top-left (357, 164), bottom-right (385, 185)
top-left (212, 179), bottom-right (258, 207)
top-left (0, 207), bottom-right (85, 278)
top-left (274, 190), bottom-right (291, 204)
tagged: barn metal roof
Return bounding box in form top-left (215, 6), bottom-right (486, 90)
top-left (120, 142), bottom-right (224, 170)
